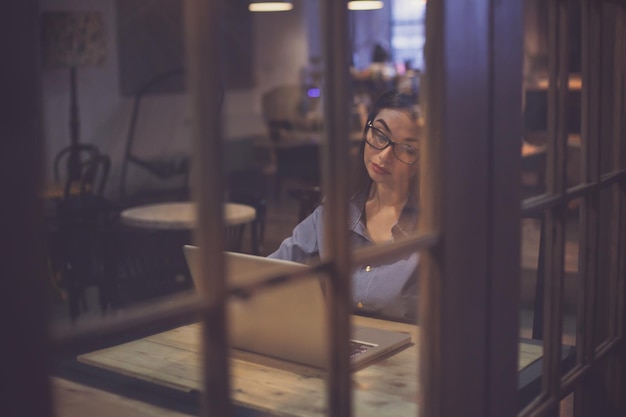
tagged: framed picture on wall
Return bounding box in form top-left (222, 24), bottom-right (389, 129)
top-left (116, 0), bottom-right (254, 95)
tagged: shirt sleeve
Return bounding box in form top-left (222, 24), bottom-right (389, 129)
top-left (267, 205), bottom-right (322, 262)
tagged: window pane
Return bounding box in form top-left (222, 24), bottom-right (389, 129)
top-left (391, 0), bottom-right (426, 70)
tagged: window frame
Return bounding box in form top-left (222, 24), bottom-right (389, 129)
top-left (38, 1), bottom-right (622, 417)
top-left (518, 1), bottom-right (626, 416)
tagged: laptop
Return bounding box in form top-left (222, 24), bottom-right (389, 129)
top-left (183, 245), bottom-right (412, 370)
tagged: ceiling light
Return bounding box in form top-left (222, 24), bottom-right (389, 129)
top-left (347, 0), bottom-right (384, 10)
top-left (249, 1), bottom-right (293, 12)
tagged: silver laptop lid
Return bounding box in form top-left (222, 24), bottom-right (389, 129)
top-left (184, 245), bottom-right (329, 368)
top-left (183, 245), bottom-right (412, 369)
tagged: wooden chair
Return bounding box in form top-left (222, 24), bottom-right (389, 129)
top-left (227, 164), bottom-right (270, 255)
top-left (55, 151), bottom-right (113, 320)
top-left (102, 225), bottom-right (192, 308)
top-left (228, 193), bottom-right (267, 254)
top-left (54, 143), bottom-right (101, 185)
top-left (261, 86), bottom-right (322, 201)
top-left (287, 185), bottom-right (322, 222)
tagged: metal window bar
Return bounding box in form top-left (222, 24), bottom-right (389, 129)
top-left (522, 171), bottom-right (626, 215)
top-left (608, 3), bottom-right (626, 345)
top-left (319, 0), bottom-right (353, 415)
top-left (574, 0), bottom-right (603, 414)
top-left (519, 1), bottom-right (570, 416)
top-left (519, 1), bottom-right (571, 415)
top-left (183, 0), bottom-right (232, 415)
top-left (540, 0), bottom-right (569, 413)
top-left (607, 6), bottom-right (626, 409)
top-left (420, 0), bottom-right (524, 416)
top-left (419, 0), bottom-right (445, 415)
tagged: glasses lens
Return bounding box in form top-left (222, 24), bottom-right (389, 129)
top-left (365, 123), bottom-right (419, 165)
top-left (394, 143), bottom-right (419, 165)
top-left (367, 125), bottom-right (389, 149)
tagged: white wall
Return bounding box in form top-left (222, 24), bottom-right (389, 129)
top-left (224, 1), bottom-right (309, 138)
top-left (40, 0), bottom-right (309, 198)
top-left (40, 0), bottom-right (122, 182)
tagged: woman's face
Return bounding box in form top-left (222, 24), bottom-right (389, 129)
top-left (363, 108), bottom-right (420, 192)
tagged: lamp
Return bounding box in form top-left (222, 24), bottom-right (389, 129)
top-left (249, 1), bottom-right (293, 12)
top-left (42, 11), bottom-right (105, 181)
top-left (348, 0), bottom-right (384, 10)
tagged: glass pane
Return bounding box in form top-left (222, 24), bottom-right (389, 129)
top-left (519, 209), bottom-right (579, 410)
top-left (520, 215), bottom-right (543, 340)
top-left (44, 0), bottom-right (328, 414)
top-left (593, 187), bottom-right (614, 348)
top-left (522, 1), bottom-right (584, 197)
top-left (600, 2), bottom-right (622, 177)
top-left (519, 214), bottom-right (545, 410)
top-left (391, 0), bottom-right (426, 70)
top-left (561, 392), bottom-right (575, 417)
top-left (563, 205), bottom-right (579, 377)
top-left (522, 0), bottom-right (548, 199)
top-left (392, 0), bottom-right (426, 20)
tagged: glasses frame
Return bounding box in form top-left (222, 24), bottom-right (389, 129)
top-left (364, 121), bottom-right (419, 165)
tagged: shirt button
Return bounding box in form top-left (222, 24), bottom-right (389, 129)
top-left (357, 302), bottom-right (364, 309)
top-left (365, 265), bottom-right (371, 272)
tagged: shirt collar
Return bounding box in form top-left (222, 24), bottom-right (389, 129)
top-left (349, 189), bottom-right (419, 239)
top-left (393, 194), bottom-right (419, 238)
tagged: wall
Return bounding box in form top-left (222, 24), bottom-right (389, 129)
top-left (40, 0), bottom-right (119, 182)
top-left (225, 1), bottom-right (309, 140)
top-left (40, 0), bottom-right (309, 198)
top-left (350, 1), bottom-right (391, 70)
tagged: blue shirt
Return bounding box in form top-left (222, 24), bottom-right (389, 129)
top-left (269, 193), bottom-right (419, 321)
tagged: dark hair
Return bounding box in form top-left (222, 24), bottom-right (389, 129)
top-left (351, 89), bottom-right (419, 199)
top-left (371, 43), bottom-right (390, 63)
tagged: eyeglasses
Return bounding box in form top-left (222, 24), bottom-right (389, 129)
top-left (364, 121), bottom-right (419, 165)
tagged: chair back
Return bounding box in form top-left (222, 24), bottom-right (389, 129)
top-left (287, 185), bottom-right (322, 222)
top-left (261, 85), bottom-right (317, 141)
top-left (261, 85), bottom-right (303, 125)
top-left (53, 144), bottom-right (111, 202)
top-left (225, 224), bottom-right (246, 253)
top-left (53, 148), bottom-right (112, 320)
top-left (57, 152), bottom-right (111, 229)
top-left (54, 144), bottom-right (100, 184)
top-left (229, 191), bottom-right (267, 255)
top-left (72, 153), bottom-right (111, 198)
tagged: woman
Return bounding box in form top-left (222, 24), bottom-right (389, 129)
top-left (269, 90), bottom-right (421, 321)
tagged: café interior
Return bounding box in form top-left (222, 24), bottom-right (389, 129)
top-left (6, 0), bottom-right (626, 416)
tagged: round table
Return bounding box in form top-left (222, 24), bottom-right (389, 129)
top-left (120, 202), bottom-right (257, 230)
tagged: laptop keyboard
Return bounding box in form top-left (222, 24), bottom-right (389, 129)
top-left (350, 340), bottom-right (375, 358)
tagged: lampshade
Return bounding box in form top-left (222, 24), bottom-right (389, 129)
top-left (41, 11), bottom-right (105, 68)
top-left (41, 11), bottom-right (106, 182)
top-left (249, 1), bottom-right (293, 12)
top-left (348, 0), bottom-right (384, 10)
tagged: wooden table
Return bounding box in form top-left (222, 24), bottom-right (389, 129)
top-left (51, 377), bottom-right (193, 417)
top-left (78, 315), bottom-right (550, 417)
top-left (120, 202), bottom-right (256, 230)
